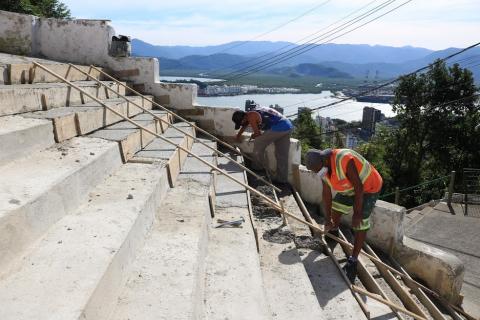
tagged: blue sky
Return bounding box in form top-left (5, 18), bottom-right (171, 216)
top-left (62, 0), bottom-right (480, 49)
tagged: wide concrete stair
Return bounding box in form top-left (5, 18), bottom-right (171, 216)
top-left (110, 140), bottom-right (216, 320)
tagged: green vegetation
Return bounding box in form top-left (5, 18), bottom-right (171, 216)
top-left (292, 109), bottom-right (324, 161)
top-left (1, 0), bottom-right (71, 18)
top-left (358, 60), bottom-right (479, 207)
top-left (291, 60), bottom-right (479, 208)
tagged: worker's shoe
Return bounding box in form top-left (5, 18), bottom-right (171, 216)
top-left (343, 256), bottom-right (358, 283)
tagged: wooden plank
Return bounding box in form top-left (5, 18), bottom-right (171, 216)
top-left (390, 259), bottom-right (450, 320)
top-left (352, 285), bottom-right (428, 320)
top-left (338, 230), bottom-right (405, 320)
top-left (291, 190), bottom-right (371, 319)
top-left (364, 244), bottom-right (429, 319)
top-left (167, 148), bottom-right (181, 187)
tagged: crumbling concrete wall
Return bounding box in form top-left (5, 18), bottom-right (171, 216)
top-left (0, 10), bottom-right (193, 107)
top-left (0, 11), bottom-right (35, 56)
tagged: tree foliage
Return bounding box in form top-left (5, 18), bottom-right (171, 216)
top-left (292, 109), bottom-right (324, 160)
top-left (1, 0), bottom-right (71, 19)
top-left (359, 60), bottom-right (479, 207)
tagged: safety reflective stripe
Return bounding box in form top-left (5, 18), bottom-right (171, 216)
top-left (334, 149), bottom-right (371, 185)
top-left (332, 201), bottom-right (352, 214)
top-left (353, 218), bottom-right (371, 231)
top-left (335, 149), bottom-right (350, 180)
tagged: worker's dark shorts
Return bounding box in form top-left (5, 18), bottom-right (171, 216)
top-left (332, 192), bottom-right (380, 231)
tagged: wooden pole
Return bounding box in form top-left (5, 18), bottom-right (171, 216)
top-left (33, 61), bottom-right (476, 320)
top-left (352, 285), bottom-right (428, 320)
top-left (67, 64), bottom-right (281, 193)
top-left (89, 65), bottom-right (252, 161)
top-left (447, 171), bottom-right (456, 207)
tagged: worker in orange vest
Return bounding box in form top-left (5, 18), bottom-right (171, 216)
top-left (305, 148), bottom-right (383, 282)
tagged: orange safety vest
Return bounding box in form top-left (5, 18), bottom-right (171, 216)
top-left (323, 149), bottom-right (383, 194)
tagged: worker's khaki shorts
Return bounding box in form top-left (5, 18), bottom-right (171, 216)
top-left (332, 192), bottom-right (379, 231)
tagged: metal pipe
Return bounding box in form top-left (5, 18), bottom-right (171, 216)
top-left (67, 63), bottom-right (281, 192)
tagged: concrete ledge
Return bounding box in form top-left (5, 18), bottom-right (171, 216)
top-left (110, 144), bottom-right (214, 320)
top-left (24, 96), bottom-right (153, 142)
top-left (0, 115), bottom-right (55, 165)
top-left (0, 162), bottom-right (170, 320)
top-left (0, 81), bottom-right (126, 116)
top-left (395, 237), bottom-right (465, 305)
top-left (88, 112), bottom-right (163, 162)
top-left (8, 63), bottom-right (106, 84)
top-left (132, 123), bottom-right (195, 187)
top-left (0, 137), bottom-right (123, 272)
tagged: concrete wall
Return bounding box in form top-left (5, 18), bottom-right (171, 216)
top-left (0, 10), bottom-right (193, 108)
top-left (0, 11), bottom-right (35, 56)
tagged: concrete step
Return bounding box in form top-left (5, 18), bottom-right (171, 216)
top-left (0, 115), bottom-right (55, 166)
top-left (131, 122), bottom-right (196, 186)
top-left (0, 162), bottom-right (170, 320)
top-left (23, 96), bottom-right (153, 142)
top-left (7, 63), bottom-right (107, 84)
top-left (0, 81), bottom-right (126, 116)
top-left (110, 141), bottom-right (216, 320)
top-left (88, 111), bottom-right (170, 162)
top-left (204, 156), bottom-right (271, 320)
top-left (260, 192), bottom-right (347, 320)
top-left (0, 137), bottom-right (123, 271)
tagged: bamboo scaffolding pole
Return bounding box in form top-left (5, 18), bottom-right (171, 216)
top-left (89, 65), bottom-right (253, 161)
top-left (68, 63), bottom-right (280, 193)
top-left (291, 188), bottom-right (371, 319)
top-left (352, 285), bottom-right (428, 320)
top-left (363, 243), bottom-right (429, 319)
top-left (33, 61), bottom-right (475, 320)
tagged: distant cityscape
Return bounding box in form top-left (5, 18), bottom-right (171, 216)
top-left (298, 105), bottom-right (397, 149)
top-left (199, 84), bottom-right (301, 96)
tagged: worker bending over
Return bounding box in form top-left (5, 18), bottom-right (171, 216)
top-left (305, 148), bottom-right (383, 281)
top-left (232, 106), bottom-right (293, 184)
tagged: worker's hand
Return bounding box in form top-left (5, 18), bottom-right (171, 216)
top-left (250, 132), bottom-right (261, 140)
top-left (324, 220), bottom-right (334, 232)
top-left (352, 214), bottom-right (362, 229)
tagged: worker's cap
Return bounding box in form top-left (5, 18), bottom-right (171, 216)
top-left (232, 110), bottom-right (246, 130)
top-left (305, 149), bottom-right (332, 170)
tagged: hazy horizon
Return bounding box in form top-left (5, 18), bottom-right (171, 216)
top-left (62, 0), bottom-right (479, 50)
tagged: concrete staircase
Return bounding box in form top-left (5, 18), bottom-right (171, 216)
top-left (0, 55), bottom-right (368, 319)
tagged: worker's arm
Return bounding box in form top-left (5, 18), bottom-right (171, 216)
top-left (236, 124), bottom-right (248, 142)
top-left (322, 180), bottom-right (333, 230)
top-left (246, 112), bottom-right (262, 139)
top-left (346, 159), bottom-right (364, 229)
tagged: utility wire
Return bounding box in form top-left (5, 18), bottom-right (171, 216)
top-left (221, 0), bottom-right (397, 80)
top-left (211, 0), bottom-right (379, 74)
top-left (285, 41), bottom-right (480, 118)
top-left (213, 0), bottom-right (332, 55)
top-left (225, 0), bottom-right (412, 82)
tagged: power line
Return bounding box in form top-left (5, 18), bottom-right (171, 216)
top-left (211, 0), bottom-right (380, 74)
top-left (284, 41), bottom-right (480, 118)
top-left (213, 0), bottom-right (332, 55)
top-left (221, 0), bottom-right (397, 80)
top-left (225, 0), bottom-right (412, 82)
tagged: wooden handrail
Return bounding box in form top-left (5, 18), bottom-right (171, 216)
top-left (68, 63), bottom-right (281, 192)
top-left (32, 61), bottom-right (475, 320)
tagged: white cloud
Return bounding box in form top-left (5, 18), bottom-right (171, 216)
top-left (62, 0), bottom-right (480, 49)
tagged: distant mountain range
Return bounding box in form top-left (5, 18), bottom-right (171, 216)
top-left (132, 39), bottom-right (480, 81)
